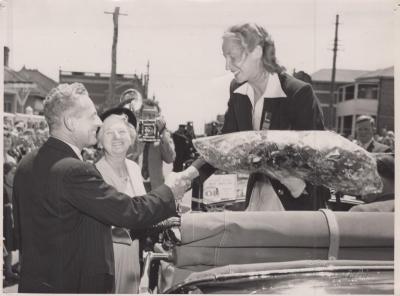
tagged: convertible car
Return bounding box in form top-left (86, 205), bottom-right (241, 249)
top-left (138, 130), bottom-right (394, 294)
top-left (139, 210), bottom-right (394, 294)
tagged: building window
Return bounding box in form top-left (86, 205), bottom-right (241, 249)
top-left (357, 84), bottom-right (378, 99)
top-left (4, 101), bottom-right (12, 112)
top-left (337, 87), bottom-right (343, 102)
top-left (344, 85), bottom-right (355, 101)
top-left (4, 94), bottom-right (14, 113)
top-left (337, 116), bottom-right (342, 134)
top-left (343, 115), bottom-right (353, 136)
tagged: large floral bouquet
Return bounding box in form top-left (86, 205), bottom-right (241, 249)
top-left (192, 130), bottom-right (382, 195)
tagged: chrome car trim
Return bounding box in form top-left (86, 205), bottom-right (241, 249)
top-left (319, 209), bottom-right (340, 260)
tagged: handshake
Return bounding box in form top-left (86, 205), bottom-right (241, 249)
top-left (164, 166), bottom-right (199, 201)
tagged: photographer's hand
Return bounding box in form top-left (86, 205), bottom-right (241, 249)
top-left (156, 116), bottom-right (167, 134)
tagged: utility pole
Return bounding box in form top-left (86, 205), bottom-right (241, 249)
top-left (329, 14), bottom-right (339, 130)
top-left (145, 60), bottom-right (150, 98)
top-left (104, 7), bottom-right (127, 107)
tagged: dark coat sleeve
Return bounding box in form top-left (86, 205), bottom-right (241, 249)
top-left (56, 159), bottom-right (177, 229)
top-left (192, 93), bottom-right (240, 182)
top-left (220, 97), bottom-right (239, 134)
top-left (290, 84), bottom-right (330, 209)
top-left (193, 80), bottom-right (253, 182)
top-left (290, 83), bottom-right (325, 131)
top-left (369, 140), bottom-right (392, 153)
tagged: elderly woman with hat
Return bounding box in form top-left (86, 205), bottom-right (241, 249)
top-left (95, 107), bottom-right (145, 293)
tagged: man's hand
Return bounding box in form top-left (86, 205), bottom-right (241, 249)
top-left (165, 172), bottom-right (192, 200)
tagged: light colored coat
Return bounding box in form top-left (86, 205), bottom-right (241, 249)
top-left (96, 157), bottom-right (146, 196)
top-left (95, 156), bottom-right (146, 294)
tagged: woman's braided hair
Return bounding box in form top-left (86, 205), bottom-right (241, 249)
top-left (223, 23), bottom-right (285, 74)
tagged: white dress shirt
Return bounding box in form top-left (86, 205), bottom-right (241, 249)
top-left (233, 72), bottom-right (287, 130)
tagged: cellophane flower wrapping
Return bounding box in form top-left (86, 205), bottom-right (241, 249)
top-left (192, 130), bottom-right (382, 196)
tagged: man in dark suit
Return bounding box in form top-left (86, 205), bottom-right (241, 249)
top-left (355, 115), bottom-right (392, 153)
top-left (12, 83), bottom-right (190, 293)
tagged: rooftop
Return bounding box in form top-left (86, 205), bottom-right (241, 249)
top-left (357, 66), bottom-right (394, 79)
top-left (311, 68), bottom-right (369, 83)
top-left (18, 66), bottom-right (58, 97)
top-left (4, 66), bottom-right (32, 84)
top-left (59, 70), bottom-right (141, 81)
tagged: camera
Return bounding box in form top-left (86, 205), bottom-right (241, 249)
top-left (119, 89), bottom-right (160, 142)
top-left (137, 105), bottom-right (160, 142)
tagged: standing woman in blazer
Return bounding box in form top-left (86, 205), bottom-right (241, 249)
top-left (191, 23), bottom-right (329, 211)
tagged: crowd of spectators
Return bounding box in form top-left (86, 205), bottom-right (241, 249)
top-left (3, 117), bottom-right (50, 286)
top-left (4, 118), bottom-right (50, 163)
top-left (374, 128), bottom-right (395, 152)
top-left (344, 127), bottom-right (395, 152)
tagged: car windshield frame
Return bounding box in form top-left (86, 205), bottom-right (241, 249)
top-left (165, 261), bottom-right (394, 294)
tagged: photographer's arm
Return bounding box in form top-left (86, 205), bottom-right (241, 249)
top-left (159, 130), bottom-right (176, 163)
top-left (128, 140), bottom-right (145, 163)
top-left (156, 117), bottom-right (176, 163)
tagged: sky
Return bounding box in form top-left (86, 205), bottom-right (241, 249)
top-left (1, 0), bottom-right (396, 134)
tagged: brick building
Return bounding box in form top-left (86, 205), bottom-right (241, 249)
top-left (59, 69), bottom-right (149, 111)
top-left (311, 66), bottom-right (394, 136)
top-left (311, 69), bottom-right (369, 129)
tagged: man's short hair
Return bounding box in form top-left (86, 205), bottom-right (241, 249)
top-left (355, 115), bottom-right (375, 126)
top-left (44, 83), bottom-right (88, 130)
